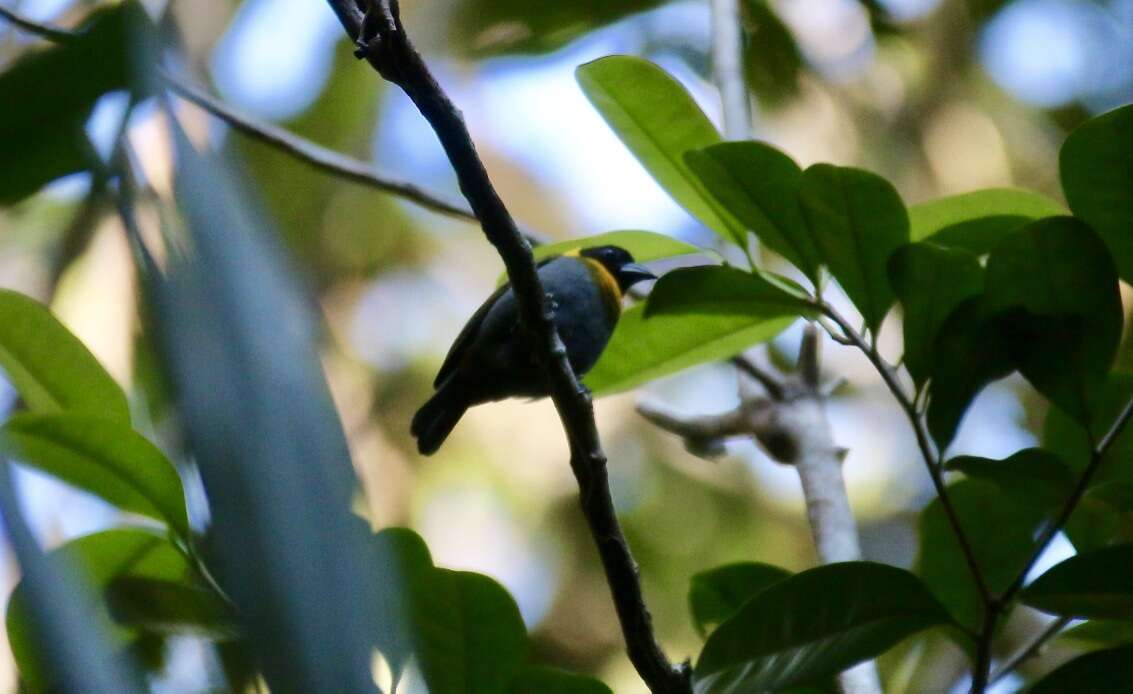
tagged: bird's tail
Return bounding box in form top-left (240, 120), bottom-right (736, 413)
top-left (411, 381), bottom-right (468, 456)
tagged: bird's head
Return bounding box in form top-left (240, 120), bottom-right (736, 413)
top-left (580, 245), bottom-right (657, 292)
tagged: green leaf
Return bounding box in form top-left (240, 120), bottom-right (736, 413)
top-left (1060, 620), bottom-right (1133, 647)
top-left (498, 230), bottom-right (706, 285)
top-left (104, 576), bottom-right (238, 638)
top-left (1028, 646), bottom-right (1133, 694)
top-left (576, 56), bottom-right (744, 246)
top-left (1022, 544), bottom-right (1133, 620)
top-left (944, 448), bottom-right (1074, 510)
top-left (147, 125), bottom-right (378, 691)
top-left (0, 413), bottom-right (189, 537)
top-left (694, 562), bottom-right (948, 693)
top-left (1061, 104), bottom-right (1133, 283)
top-left (685, 141), bottom-right (820, 280)
top-left (916, 480), bottom-right (1046, 633)
top-left (740, 0), bottom-right (802, 107)
top-left (797, 164), bottom-right (909, 334)
top-left (925, 297), bottom-right (1015, 448)
top-left (509, 667), bottom-right (613, 694)
top-left (0, 289), bottom-right (129, 423)
top-left (414, 569), bottom-right (528, 692)
top-left (449, 0), bottom-right (666, 55)
top-left (0, 3), bottom-right (157, 203)
top-left (689, 562), bottom-right (792, 638)
top-left (585, 266), bottom-right (813, 394)
top-left (6, 528), bottom-right (187, 690)
top-left (983, 217), bottom-right (1122, 423)
top-left (888, 243), bottom-right (983, 387)
top-left (907, 188), bottom-right (1066, 254)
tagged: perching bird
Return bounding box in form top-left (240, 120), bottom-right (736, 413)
top-left (411, 245), bottom-right (656, 455)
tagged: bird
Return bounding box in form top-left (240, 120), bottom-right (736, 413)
top-left (411, 245), bottom-right (656, 455)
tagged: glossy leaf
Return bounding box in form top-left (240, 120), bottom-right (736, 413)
top-left (689, 562), bottom-right (792, 637)
top-left (509, 667), bottom-right (613, 694)
top-left (1061, 104), bottom-right (1133, 283)
top-left (0, 413), bottom-right (189, 537)
top-left (694, 562), bottom-right (948, 692)
top-left (0, 3), bottom-right (156, 203)
top-left (916, 480), bottom-right (1046, 633)
top-left (6, 529), bottom-right (185, 690)
top-left (1022, 544), bottom-right (1133, 620)
top-left (944, 448), bottom-right (1074, 510)
top-left (0, 289), bottom-right (129, 423)
top-left (147, 127), bottom-right (378, 691)
top-left (576, 56), bottom-right (743, 246)
top-left (586, 266), bottom-right (813, 394)
top-left (1029, 646), bottom-right (1133, 693)
top-left (685, 141), bottom-right (819, 280)
top-left (925, 297), bottom-right (1015, 448)
top-left (907, 188), bottom-right (1065, 254)
top-left (797, 164), bottom-right (909, 334)
top-left (984, 217), bottom-right (1122, 423)
top-left (888, 243), bottom-right (983, 387)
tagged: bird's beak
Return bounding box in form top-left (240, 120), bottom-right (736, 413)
top-left (619, 263), bottom-right (657, 287)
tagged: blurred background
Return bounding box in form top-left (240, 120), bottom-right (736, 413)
top-left (1, 0), bottom-right (1131, 691)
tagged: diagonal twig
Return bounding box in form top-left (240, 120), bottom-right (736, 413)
top-left (329, 1), bottom-right (691, 691)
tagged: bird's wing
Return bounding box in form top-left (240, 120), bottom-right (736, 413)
top-left (433, 256), bottom-right (558, 389)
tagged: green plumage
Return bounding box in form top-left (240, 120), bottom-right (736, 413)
top-left (411, 245), bottom-right (654, 455)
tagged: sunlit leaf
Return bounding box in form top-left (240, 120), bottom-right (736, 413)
top-left (685, 141), bottom-right (819, 280)
top-left (1028, 646), bottom-right (1133, 693)
top-left (694, 562), bottom-right (948, 692)
top-left (907, 188), bottom-right (1065, 254)
top-left (532, 230), bottom-right (705, 265)
top-left (1022, 544), bottom-right (1133, 620)
top-left (577, 56), bottom-right (744, 246)
top-left (916, 480), bottom-right (1045, 634)
top-left (1061, 104), bottom-right (1133, 283)
top-left (586, 266), bottom-right (813, 394)
top-left (0, 413), bottom-right (189, 537)
top-left (797, 164), bottom-right (909, 334)
top-left (689, 562), bottom-right (791, 638)
top-left (0, 289), bottom-right (129, 423)
top-left (888, 243), bottom-right (983, 387)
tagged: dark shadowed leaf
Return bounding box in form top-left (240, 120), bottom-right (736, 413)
top-left (797, 164), bottom-right (909, 334)
top-left (6, 528), bottom-right (179, 691)
top-left (925, 297), bottom-right (1015, 448)
top-left (694, 562), bottom-right (948, 692)
top-left (576, 56), bottom-right (744, 246)
top-left (146, 127), bottom-right (377, 691)
top-left (689, 562), bottom-right (792, 637)
top-left (372, 527), bottom-right (434, 675)
top-left (888, 243), bottom-right (983, 387)
top-left (1028, 646), bottom-right (1133, 693)
top-left (586, 266), bottom-right (812, 394)
top-left (104, 577), bottom-right (237, 638)
top-left (1022, 544), bottom-right (1133, 620)
top-left (907, 188), bottom-right (1065, 254)
top-left (944, 448), bottom-right (1074, 511)
top-left (685, 141), bottom-right (819, 280)
top-left (983, 217), bottom-right (1121, 424)
top-left (740, 0), bottom-right (802, 106)
top-left (0, 3), bottom-right (156, 203)
top-left (1059, 620), bottom-right (1133, 647)
top-left (916, 480), bottom-right (1046, 633)
top-left (0, 289), bottom-right (129, 423)
top-left (0, 413), bottom-right (188, 537)
top-left (1060, 104), bottom-right (1133, 283)
top-left (509, 666), bottom-right (613, 693)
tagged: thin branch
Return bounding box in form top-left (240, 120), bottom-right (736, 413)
top-left (709, 0), bottom-right (750, 140)
top-left (989, 616), bottom-right (1071, 685)
top-left (0, 5), bottom-right (79, 42)
top-left (998, 396), bottom-right (1133, 608)
top-left (161, 73), bottom-right (480, 223)
top-left (820, 301), bottom-right (992, 606)
top-left (331, 2), bottom-right (690, 691)
top-left (731, 355), bottom-right (784, 400)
